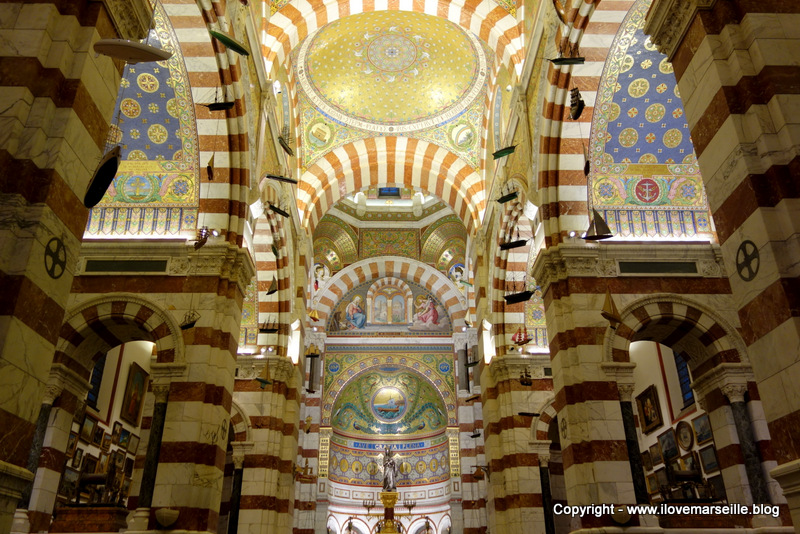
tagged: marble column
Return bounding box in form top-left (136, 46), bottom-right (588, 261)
top-left (18, 384), bottom-right (62, 510)
top-left (131, 382), bottom-right (170, 528)
top-left (722, 384), bottom-right (770, 505)
top-left (531, 441), bottom-right (554, 534)
top-left (457, 346), bottom-right (469, 391)
top-left (618, 383), bottom-right (648, 504)
top-left (228, 446), bottom-right (247, 534)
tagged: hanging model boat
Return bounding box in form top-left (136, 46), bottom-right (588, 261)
top-left (83, 145), bottom-right (121, 208)
top-left (209, 30), bottom-right (250, 56)
top-left (492, 145), bottom-right (517, 159)
top-left (93, 39), bottom-right (173, 63)
top-left (512, 325), bottom-right (531, 346)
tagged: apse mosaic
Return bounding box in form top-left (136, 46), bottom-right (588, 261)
top-left (86, 2), bottom-right (199, 237)
top-left (328, 436), bottom-right (450, 487)
top-left (329, 366), bottom-right (450, 437)
top-left (589, 0), bottom-right (713, 239)
top-left (293, 11), bottom-right (490, 167)
top-left (326, 278), bottom-right (451, 335)
top-left (322, 347), bottom-right (456, 427)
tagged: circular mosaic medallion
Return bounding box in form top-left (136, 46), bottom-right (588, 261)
top-left (634, 178), bottom-right (660, 203)
top-left (663, 128), bottom-right (683, 148)
top-left (371, 386), bottom-right (407, 422)
top-left (367, 33), bottom-right (417, 72)
top-left (307, 119), bottom-right (334, 149)
top-left (340, 458), bottom-right (349, 472)
top-left (120, 174), bottom-right (157, 202)
top-left (449, 121), bottom-right (476, 149)
top-left (120, 98), bottom-right (141, 118)
top-left (352, 460), bottom-right (363, 473)
top-left (438, 362), bottom-right (450, 373)
top-left (674, 84), bottom-right (681, 98)
top-left (415, 460), bottom-right (427, 474)
top-left (137, 73), bottom-right (159, 92)
top-left (620, 54), bottom-right (634, 73)
top-left (171, 178), bottom-right (190, 197)
top-left (128, 150), bottom-right (147, 160)
top-left (399, 461), bottom-right (412, 475)
top-left (618, 127), bottom-right (638, 148)
top-left (628, 78), bottom-right (650, 98)
top-left (608, 102), bottom-right (621, 121)
top-left (148, 124), bottom-right (168, 144)
top-left (659, 57), bottom-right (673, 74)
top-left (166, 98), bottom-right (179, 118)
top-left (645, 103), bottom-right (665, 123)
top-left (644, 36), bottom-right (658, 51)
top-left (429, 458), bottom-right (438, 471)
top-left (367, 461), bottom-right (379, 475)
top-left (639, 153), bottom-right (658, 164)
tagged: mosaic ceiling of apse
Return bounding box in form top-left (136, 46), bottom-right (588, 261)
top-left (322, 347), bottom-right (456, 428)
top-left (292, 11), bottom-right (491, 168)
top-left (589, 0), bottom-right (712, 239)
top-left (86, 2), bottom-right (199, 237)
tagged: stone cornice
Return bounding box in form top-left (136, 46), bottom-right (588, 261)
top-left (644, 0), bottom-right (717, 60)
top-left (49, 364), bottom-right (91, 399)
top-left (690, 363), bottom-right (753, 405)
top-left (489, 353), bottom-right (550, 383)
top-left (100, 0), bottom-right (153, 40)
top-left (236, 354), bottom-right (297, 384)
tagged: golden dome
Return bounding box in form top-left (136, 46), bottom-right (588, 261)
top-left (296, 11), bottom-right (487, 133)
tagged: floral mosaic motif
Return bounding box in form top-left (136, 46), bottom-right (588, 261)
top-left (588, 0), bottom-right (713, 239)
top-left (87, 1), bottom-right (198, 237)
top-left (360, 229), bottom-right (418, 259)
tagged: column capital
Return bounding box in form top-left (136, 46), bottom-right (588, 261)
top-left (691, 363), bottom-right (753, 406)
top-left (48, 364), bottom-right (90, 400)
top-left (152, 383), bottom-right (171, 403)
top-left (100, 0), bottom-right (153, 40)
top-left (42, 383), bottom-right (63, 405)
top-left (530, 440), bottom-right (552, 466)
top-left (720, 383), bottom-right (748, 404)
top-left (230, 441), bottom-right (254, 469)
top-left (601, 362), bottom-right (637, 401)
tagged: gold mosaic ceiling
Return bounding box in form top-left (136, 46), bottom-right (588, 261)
top-left (297, 11), bottom-right (487, 133)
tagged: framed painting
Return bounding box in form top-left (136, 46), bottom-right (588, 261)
top-left (112, 449), bottom-right (125, 469)
top-left (655, 466), bottom-right (669, 488)
top-left (92, 425), bottom-right (104, 447)
top-left (98, 452), bottom-right (110, 474)
top-left (646, 473), bottom-right (659, 494)
top-left (79, 415), bottom-right (96, 443)
top-left (649, 442), bottom-right (663, 466)
top-left (676, 420), bottom-right (694, 450)
top-left (692, 413), bottom-right (713, 445)
top-left (636, 385), bottom-right (663, 434)
top-left (681, 451), bottom-right (698, 472)
top-left (658, 428), bottom-right (679, 462)
top-left (641, 450), bottom-right (653, 471)
top-left (699, 445), bottom-right (719, 474)
top-left (82, 453), bottom-right (98, 475)
top-left (119, 428), bottom-right (131, 450)
top-left (112, 421), bottom-right (122, 444)
top-left (708, 474), bottom-right (727, 501)
top-left (120, 362), bottom-right (149, 426)
top-left (101, 432), bottom-right (112, 452)
top-left (125, 457), bottom-right (134, 476)
top-left (58, 467), bottom-right (80, 500)
top-left (128, 434), bottom-right (140, 456)
top-left (71, 448), bottom-right (83, 468)
top-left (66, 431), bottom-right (79, 459)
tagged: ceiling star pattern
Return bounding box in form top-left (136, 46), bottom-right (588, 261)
top-left (86, 1), bottom-right (198, 237)
top-left (589, 0), bottom-right (713, 239)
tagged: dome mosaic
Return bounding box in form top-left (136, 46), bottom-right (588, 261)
top-left (297, 11), bottom-right (487, 133)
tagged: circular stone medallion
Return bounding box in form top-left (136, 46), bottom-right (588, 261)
top-left (371, 386), bottom-right (407, 422)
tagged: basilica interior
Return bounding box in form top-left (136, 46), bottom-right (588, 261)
top-left (1, 0), bottom-right (800, 532)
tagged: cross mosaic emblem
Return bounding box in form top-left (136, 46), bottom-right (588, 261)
top-left (735, 240), bottom-right (759, 282)
top-left (44, 237), bottom-right (67, 279)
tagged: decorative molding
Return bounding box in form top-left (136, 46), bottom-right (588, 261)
top-left (530, 440), bottom-right (552, 466)
top-left (489, 354), bottom-right (549, 383)
top-left (101, 0), bottom-right (153, 40)
top-left (690, 363), bottom-right (753, 406)
top-left (48, 364), bottom-right (90, 399)
top-left (230, 441), bottom-right (254, 470)
top-left (601, 362), bottom-right (636, 401)
top-left (152, 383), bottom-right (171, 403)
top-left (42, 384), bottom-right (63, 406)
top-left (643, 0), bottom-right (717, 60)
top-left (720, 383), bottom-right (748, 404)
top-left (237, 354), bottom-right (296, 383)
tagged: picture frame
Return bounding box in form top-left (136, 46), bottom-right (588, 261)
top-left (641, 450), bottom-right (653, 471)
top-left (655, 466), bottom-right (669, 488)
top-left (676, 420), bottom-right (694, 450)
top-left (112, 421), bottom-right (122, 445)
top-left (58, 467), bottom-right (80, 500)
top-left (646, 473), bottom-right (659, 494)
top-left (121, 477), bottom-right (132, 499)
top-left (66, 431), bottom-right (79, 459)
top-left (125, 457), bottom-right (134, 476)
top-left (112, 449), bottom-right (125, 469)
top-left (127, 434), bottom-right (140, 456)
top-left (119, 428), bottom-right (131, 450)
top-left (71, 448), bottom-right (84, 468)
top-left (98, 452), bottom-right (110, 474)
top-left (79, 415), bottom-right (97, 444)
top-left (73, 401), bottom-right (86, 425)
top-left (699, 445), bottom-right (719, 474)
top-left (658, 428), bottom-right (680, 462)
top-left (120, 362), bottom-right (149, 426)
top-left (708, 474), bottom-right (727, 501)
top-left (82, 453), bottom-right (98, 475)
top-left (92, 425), bottom-right (104, 447)
top-left (681, 451), bottom-right (698, 472)
top-left (101, 432), bottom-right (112, 452)
top-left (649, 442), bottom-right (663, 466)
top-left (692, 413), bottom-right (713, 445)
top-left (636, 385), bottom-right (663, 434)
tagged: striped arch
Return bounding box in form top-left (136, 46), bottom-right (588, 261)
top-left (605, 294), bottom-right (749, 374)
top-left (298, 137), bottom-right (485, 235)
top-left (314, 257), bottom-right (467, 324)
top-left (54, 295), bottom-right (184, 378)
top-left (160, 0), bottom-right (253, 245)
top-left (230, 399), bottom-right (252, 442)
top-left (536, 0), bottom-right (634, 246)
top-left (533, 396), bottom-right (558, 441)
top-left (365, 277), bottom-right (413, 323)
top-left (260, 0), bottom-right (524, 75)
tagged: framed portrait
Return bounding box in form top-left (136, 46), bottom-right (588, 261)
top-left (66, 431), bottom-right (79, 459)
top-left (676, 421), bottom-right (694, 450)
top-left (646, 473), bottom-right (659, 494)
top-left (655, 466), bottom-right (669, 488)
top-left (636, 385), bottom-right (663, 434)
top-left (128, 434), bottom-right (140, 456)
top-left (119, 428), bottom-right (131, 450)
top-left (708, 474), bottom-right (727, 501)
top-left (641, 450), bottom-right (653, 471)
top-left (101, 432), bottom-right (112, 452)
top-left (692, 413), bottom-right (713, 445)
top-left (82, 453), bottom-right (98, 474)
top-left (121, 477), bottom-right (132, 499)
top-left (98, 452), bottom-right (110, 474)
top-left (92, 425), bottom-right (104, 447)
top-left (73, 401), bottom-right (86, 424)
top-left (71, 448), bottom-right (83, 468)
top-left (120, 362), bottom-right (149, 426)
top-left (112, 449), bottom-right (125, 469)
top-left (658, 428), bottom-right (679, 462)
top-left (112, 421), bottom-right (122, 444)
top-left (681, 451), bottom-right (698, 472)
top-left (125, 457), bottom-right (134, 476)
top-left (58, 467), bottom-right (80, 500)
top-left (80, 415), bottom-right (97, 443)
top-left (649, 442), bottom-right (663, 466)
top-left (699, 445), bottom-right (719, 474)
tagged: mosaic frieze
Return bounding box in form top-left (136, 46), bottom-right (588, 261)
top-left (360, 229), bottom-right (418, 260)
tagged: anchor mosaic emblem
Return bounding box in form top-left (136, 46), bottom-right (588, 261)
top-left (44, 237), bottom-right (67, 279)
top-left (735, 240), bottom-right (759, 282)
